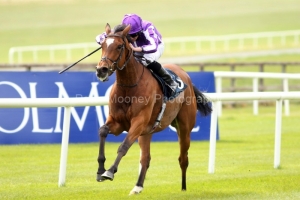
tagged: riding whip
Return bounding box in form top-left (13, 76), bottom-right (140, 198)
top-left (59, 46), bottom-right (102, 74)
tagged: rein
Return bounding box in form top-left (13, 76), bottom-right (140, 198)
top-left (101, 34), bottom-right (132, 71)
top-left (102, 33), bottom-right (144, 88)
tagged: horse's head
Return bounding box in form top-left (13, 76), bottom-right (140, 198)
top-left (96, 23), bottom-right (133, 82)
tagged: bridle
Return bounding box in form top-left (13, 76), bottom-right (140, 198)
top-left (100, 34), bottom-right (133, 72)
top-left (100, 33), bottom-right (144, 88)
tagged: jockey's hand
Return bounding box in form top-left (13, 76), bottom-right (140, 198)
top-left (129, 43), bottom-right (143, 52)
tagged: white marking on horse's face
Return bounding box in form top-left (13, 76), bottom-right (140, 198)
top-left (105, 38), bottom-right (114, 48)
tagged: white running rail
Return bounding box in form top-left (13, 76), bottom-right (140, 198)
top-left (9, 43), bottom-right (98, 64)
top-left (9, 30), bottom-right (300, 63)
top-left (164, 30), bottom-right (300, 53)
top-left (0, 97), bottom-right (108, 187)
top-left (214, 71), bottom-right (300, 116)
top-left (0, 92), bottom-right (299, 185)
top-left (206, 92), bottom-right (300, 174)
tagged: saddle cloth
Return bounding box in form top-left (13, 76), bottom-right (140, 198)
top-left (133, 53), bottom-right (187, 100)
top-left (151, 69), bottom-right (187, 101)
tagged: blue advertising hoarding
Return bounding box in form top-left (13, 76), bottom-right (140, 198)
top-left (0, 71), bottom-right (218, 144)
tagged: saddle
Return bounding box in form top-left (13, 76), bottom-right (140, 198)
top-left (133, 52), bottom-right (187, 101)
top-left (151, 69), bottom-right (187, 101)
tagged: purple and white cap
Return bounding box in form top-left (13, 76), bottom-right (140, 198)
top-left (122, 14), bottom-right (143, 34)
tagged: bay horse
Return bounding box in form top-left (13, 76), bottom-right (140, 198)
top-left (95, 23), bottom-right (212, 195)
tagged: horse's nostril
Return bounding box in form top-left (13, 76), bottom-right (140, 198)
top-left (96, 67), bottom-right (109, 75)
top-left (100, 67), bottom-right (108, 73)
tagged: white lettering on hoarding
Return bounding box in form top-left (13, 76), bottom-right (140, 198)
top-left (0, 81), bottom-right (30, 134)
top-left (0, 81), bottom-right (107, 134)
top-left (0, 80), bottom-right (200, 134)
top-left (30, 82), bottom-right (54, 133)
top-left (54, 82), bottom-right (105, 132)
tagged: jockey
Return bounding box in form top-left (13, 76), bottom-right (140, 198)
top-left (95, 13), bottom-right (178, 94)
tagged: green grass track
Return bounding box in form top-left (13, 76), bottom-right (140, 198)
top-left (0, 104), bottom-right (299, 199)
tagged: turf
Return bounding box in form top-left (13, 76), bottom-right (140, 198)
top-left (0, 104), bottom-right (299, 199)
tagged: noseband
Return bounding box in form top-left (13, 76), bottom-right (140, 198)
top-left (101, 34), bottom-right (132, 72)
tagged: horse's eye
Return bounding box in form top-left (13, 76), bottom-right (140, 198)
top-left (117, 45), bottom-right (123, 50)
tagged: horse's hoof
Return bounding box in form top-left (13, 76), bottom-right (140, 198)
top-left (129, 186), bottom-right (143, 195)
top-left (96, 173), bottom-right (106, 182)
top-left (101, 170), bottom-right (114, 181)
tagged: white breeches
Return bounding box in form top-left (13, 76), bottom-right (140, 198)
top-left (142, 42), bottom-right (164, 66)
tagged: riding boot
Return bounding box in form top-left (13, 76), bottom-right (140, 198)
top-left (147, 61), bottom-right (178, 94)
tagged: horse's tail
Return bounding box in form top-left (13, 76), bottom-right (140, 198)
top-left (193, 85), bottom-right (212, 116)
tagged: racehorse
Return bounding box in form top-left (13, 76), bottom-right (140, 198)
top-left (95, 23), bottom-right (212, 195)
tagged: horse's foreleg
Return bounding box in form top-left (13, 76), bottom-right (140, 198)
top-left (100, 136), bottom-right (135, 181)
top-left (129, 134), bottom-right (152, 195)
top-left (96, 124), bottom-right (109, 182)
top-left (101, 117), bottom-right (147, 182)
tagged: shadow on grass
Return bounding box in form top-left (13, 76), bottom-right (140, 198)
top-left (217, 140), bottom-right (248, 144)
top-left (154, 190), bottom-right (259, 200)
top-left (193, 191), bottom-right (259, 199)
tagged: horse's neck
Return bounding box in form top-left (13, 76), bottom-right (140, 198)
top-left (115, 58), bottom-right (143, 87)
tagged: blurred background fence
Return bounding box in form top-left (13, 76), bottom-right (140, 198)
top-left (1, 62), bottom-right (300, 94)
top-left (8, 30), bottom-right (300, 64)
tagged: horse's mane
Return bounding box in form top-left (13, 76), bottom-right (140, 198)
top-left (113, 24), bottom-right (134, 43)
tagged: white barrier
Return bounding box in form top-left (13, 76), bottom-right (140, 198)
top-left (0, 92), bottom-right (299, 185)
top-left (8, 43), bottom-right (98, 64)
top-left (214, 71), bottom-right (300, 116)
top-left (0, 97), bottom-right (108, 187)
top-left (164, 30), bottom-right (300, 53)
top-left (9, 30), bottom-right (300, 63)
top-left (206, 92), bottom-right (300, 174)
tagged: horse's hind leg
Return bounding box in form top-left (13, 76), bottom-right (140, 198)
top-left (179, 128), bottom-right (190, 191)
top-left (172, 118), bottom-right (192, 191)
top-left (129, 134), bottom-right (152, 195)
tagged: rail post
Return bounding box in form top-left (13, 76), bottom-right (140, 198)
top-left (216, 76), bottom-right (222, 116)
top-left (58, 106), bottom-right (71, 187)
top-left (274, 99), bottom-right (283, 168)
top-left (259, 64), bottom-right (264, 91)
top-left (208, 101), bottom-right (218, 174)
top-left (230, 64), bottom-right (236, 92)
top-left (253, 78), bottom-right (259, 115)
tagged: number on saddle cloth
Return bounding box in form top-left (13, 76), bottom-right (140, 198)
top-left (151, 69), bottom-right (187, 101)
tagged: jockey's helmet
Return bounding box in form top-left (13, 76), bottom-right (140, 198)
top-left (122, 14), bottom-right (143, 34)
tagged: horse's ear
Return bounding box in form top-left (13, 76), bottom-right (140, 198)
top-left (122, 24), bottom-right (131, 36)
top-left (105, 23), bottom-right (111, 35)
